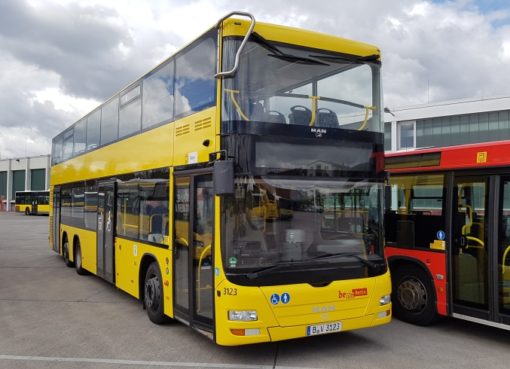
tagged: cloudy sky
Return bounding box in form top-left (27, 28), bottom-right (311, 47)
top-left (1, 0), bottom-right (510, 158)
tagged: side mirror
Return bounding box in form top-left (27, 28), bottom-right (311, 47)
top-left (214, 160), bottom-right (234, 196)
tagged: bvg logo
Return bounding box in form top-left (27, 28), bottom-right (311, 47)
top-left (338, 288), bottom-right (368, 300)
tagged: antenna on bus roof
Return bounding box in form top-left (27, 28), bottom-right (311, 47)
top-left (215, 11), bottom-right (256, 79)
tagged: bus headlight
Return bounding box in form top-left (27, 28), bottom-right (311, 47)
top-left (228, 310), bottom-right (258, 321)
top-left (379, 294), bottom-right (391, 305)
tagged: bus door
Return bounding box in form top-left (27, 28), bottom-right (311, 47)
top-left (32, 196), bottom-right (38, 215)
top-left (52, 188), bottom-right (61, 253)
top-left (173, 171), bottom-right (214, 332)
top-left (496, 176), bottom-right (510, 325)
top-left (452, 174), bottom-right (510, 327)
top-left (97, 181), bottom-right (116, 284)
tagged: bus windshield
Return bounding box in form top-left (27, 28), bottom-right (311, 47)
top-left (223, 177), bottom-right (385, 283)
top-left (221, 36), bottom-right (382, 132)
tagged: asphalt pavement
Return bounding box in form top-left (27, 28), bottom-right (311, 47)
top-left (0, 212), bottom-right (509, 369)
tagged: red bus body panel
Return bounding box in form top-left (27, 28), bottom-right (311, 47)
top-left (387, 140), bottom-right (510, 173)
top-left (385, 247), bottom-right (448, 316)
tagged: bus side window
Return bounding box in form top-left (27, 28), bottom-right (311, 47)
top-left (140, 180), bottom-right (169, 244)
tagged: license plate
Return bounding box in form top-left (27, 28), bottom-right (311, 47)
top-left (306, 322), bottom-right (342, 336)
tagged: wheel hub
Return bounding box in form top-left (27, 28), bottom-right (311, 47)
top-left (145, 277), bottom-right (160, 310)
top-left (398, 278), bottom-right (427, 312)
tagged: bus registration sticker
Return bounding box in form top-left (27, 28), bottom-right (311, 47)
top-left (306, 322), bottom-right (342, 336)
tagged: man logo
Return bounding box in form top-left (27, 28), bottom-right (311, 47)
top-left (310, 128), bottom-right (327, 138)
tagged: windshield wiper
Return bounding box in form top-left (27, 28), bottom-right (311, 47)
top-left (246, 262), bottom-right (295, 280)
top-left (245, 252), bottom-right (380, 279)
top-left (250, 32), bottom-right (283, 55)
top-left (267, 53), bottom-right (329, 65)
top-left (311, 252), bottom-right (379, 269)
top-left (250, 32), bottom-right (329, 66)
top-left (308, 53), bottom-right (380, 64)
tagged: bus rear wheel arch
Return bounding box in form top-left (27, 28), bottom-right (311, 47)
top-left (391, 262), bottom-right (438, 326)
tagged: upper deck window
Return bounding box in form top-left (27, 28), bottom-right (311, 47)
top-left (221, 37), bottom-right (382, 133)
top-left (100, 97), bottom-right (119, 145)
top-left (86, 109), bottom-right (101, 151)
top-left (73, 118), bottom-right (86, 155)
top-left (175, 36), bottom-right (216, 118)
top-left (119, 85), bottom-right (142, 138)
top-left (143, 60), bottom-right (175, 129)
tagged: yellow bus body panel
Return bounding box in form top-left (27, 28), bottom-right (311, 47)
top-left (115, 237), bottom-right (173, 316)
top-left (173, 108), bottom-right (217, 167)
top-left (56, 225), bottom-right (174, 316)
top-left (51, 107), bottom-right (217, 185)
top-left (213, 191), bottom-right (390, 345)
top-left (59, 224), bottom-right (97, 274)
top-left (214, 272), bottom-right (391, 346)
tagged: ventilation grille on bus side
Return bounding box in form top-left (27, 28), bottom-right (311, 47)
top-left (176, 124), bottom-right (190, 136)
top-left (194, 117), bottom-right (212, 131)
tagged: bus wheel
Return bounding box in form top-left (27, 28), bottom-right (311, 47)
top-left (144, 262), bottom-right (167, 324)
top-left (392, 265), bottom-right (438, 326)
top-left (62, 238), bottom-right (74, 268)
top-left (25, 208), bottom-right (30, 216)
top-left (74, 240), bottom-right (89, 276)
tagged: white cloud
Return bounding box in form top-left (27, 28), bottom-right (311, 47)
top-left (2, 0), bottom-right (510, 159)
top-left (31, 87), bottom-right (99, 114)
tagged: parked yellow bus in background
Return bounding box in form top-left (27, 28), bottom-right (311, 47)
top-left (15, 190), bottom-right (50, 215)
top-left (49, 12), bottom-right (391, 346)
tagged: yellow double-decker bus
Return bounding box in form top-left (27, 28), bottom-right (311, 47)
top-left (15, 190), bottom-right (50, 215)
top-left (49, 12), bottom-right (391, 345)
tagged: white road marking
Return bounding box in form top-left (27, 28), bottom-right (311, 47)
top-left (0, 354), bottom-right (320, 369)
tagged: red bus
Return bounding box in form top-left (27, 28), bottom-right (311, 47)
top-left (385, 140), bottom-right (510, 330)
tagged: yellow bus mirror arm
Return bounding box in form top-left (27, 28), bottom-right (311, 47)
top-left (503, 245), bottom-right (510, 274)
top-left (358, 106), bottom-right (375, 131)
top-left (225, 89), bottom-right (249, 121)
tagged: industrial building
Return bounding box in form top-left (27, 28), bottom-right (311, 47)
top-left (0, 155), bottom-right (50, 211)
top-left (384, 96), bottom-right (510, 152)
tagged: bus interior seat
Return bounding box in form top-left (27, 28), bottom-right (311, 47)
top-left (317, 108), bottom-right (339, 128)
top-left (289, 105), bottom-right (312, 125)
top-left (151, 214), bottom-right (163, 234)
top-left (266, 110), bottom-right (286, 123)
top-left (250, 102), bottom-right (266, 121)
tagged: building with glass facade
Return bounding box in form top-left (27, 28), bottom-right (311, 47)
top-left (0, 155), bottom-right (50, 211)
top-left (384, 96), bottom-right (510, 152)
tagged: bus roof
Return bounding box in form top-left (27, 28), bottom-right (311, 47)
top-left (223, 18), bottom-right (381, 60)
top-left (385, 140), bottom-right (510, 172)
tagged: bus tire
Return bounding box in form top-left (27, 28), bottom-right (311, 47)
top-left (392, 265), bottom-right (438, 326)
top-left (143, 262), bottom-right (167, 324)
top-left (74, 240), bottom-right (89, 276)
top-left (25, 207), bottom-right (30, 216)
top-left (62, 237), bottom-right (74, 268)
